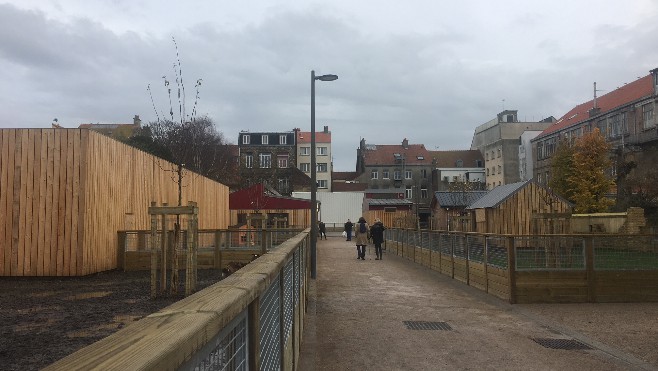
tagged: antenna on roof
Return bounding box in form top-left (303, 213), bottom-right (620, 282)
top-left (593, 82), bottom-right (605, 109)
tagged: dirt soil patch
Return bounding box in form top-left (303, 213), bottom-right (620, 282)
top-left (0, 269), bottom-right (224, 371)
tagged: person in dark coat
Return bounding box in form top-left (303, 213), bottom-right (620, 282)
top-left (318, 221), bottom-right (327, 240)
top-left (354, 216), bottom-right (369, 260)
top-left (370, 218), bottom-right (386, 260)
top-left (344, 219), bottom-right (353, 241)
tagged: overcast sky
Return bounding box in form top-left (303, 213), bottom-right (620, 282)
top-left (1, 1), bottom-right (657, 171)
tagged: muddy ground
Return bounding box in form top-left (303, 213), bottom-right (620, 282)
top-left (0, 269), bottom-right (224, 371)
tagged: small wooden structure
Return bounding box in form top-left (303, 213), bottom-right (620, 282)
top-left (229, 184), bottom-right (312, 228)
top-left (149, 202), bottom-right (199, 298)
top-left (430, 191), bottom-right (487, 231)
top-left (466, 180), bottom-right (573, 235)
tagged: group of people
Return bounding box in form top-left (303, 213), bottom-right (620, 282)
top-left (344, 217), bottom-right (386, 260)
top-left (316, 217), bottom-right (387, 260)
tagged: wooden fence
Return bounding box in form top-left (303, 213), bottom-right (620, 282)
top-left (0, 129), bottom-right (230, 277)
top-left (386, 229), bottom-right (658, 303)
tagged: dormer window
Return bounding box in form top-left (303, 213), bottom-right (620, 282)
top-left (417, 156), bottom-right (424, 160)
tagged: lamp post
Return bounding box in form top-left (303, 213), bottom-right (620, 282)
top-left (311, 70), bottom-right (337, 279)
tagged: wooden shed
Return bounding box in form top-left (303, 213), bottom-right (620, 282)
top-left (229, 184), bottom-right (312, 228)
top-left (466, 180), bottom-right (572, 235)
top-left (430, 191), bottom-right (487, 231)
top-left (0, 129), bottom-right (230, 277)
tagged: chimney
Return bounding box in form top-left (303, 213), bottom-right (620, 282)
top-left (323, 125), bottom-right (329, 133)
top-left (133, 115), bottom-right (141, 127)
top-left (651, 68), bottom-right (658, 95)
top-left (402, 138), bottom-right (409, 149)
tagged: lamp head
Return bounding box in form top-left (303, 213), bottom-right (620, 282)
top-left (316, 74), bottom-right (338, 81)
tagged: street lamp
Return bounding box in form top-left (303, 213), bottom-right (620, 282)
top-left (311, 70), bottom-right (337, 279)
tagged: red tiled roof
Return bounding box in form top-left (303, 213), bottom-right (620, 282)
top-left (331, 182), bottom-right (367, 192)
top-left (297, 131), bottom-right (331, 144)
top-left (537, 74), bottom-right (654, 139)
top-left (427, 150), bottom-right (483, 168)
top-left (363, 144), bottom-right (431, 166)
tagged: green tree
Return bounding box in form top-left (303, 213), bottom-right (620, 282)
top-left (549, 139), bottom-right (575, 202)
top-left (568, 128), bottom-right (615, 213)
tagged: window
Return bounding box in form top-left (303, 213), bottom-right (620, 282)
top-left (456, 159), bottom-right (463, 167)
top-left (371, 170), bottom-right (378, 179)
top-left (537, 141), bottom-right (544, 160)
top-left (405, 170), bottom-right (412, 179)
top-left (394, 170), bottom-right (402, 180)
top-left (279, 134), bottom-right (287, 145)
top-left (643, 103), bottom-right (655, 129)
top-left (261, 135), bottom-right (269, 145)
top-left (486, 168), bottom-right (490, 176)
top-left (300, 147), bottom-right (310, 156)
top-left (277, 154), bottom-right (288, 168)
top-left (405, 186), bottom-right (412, 199)
top-left (382, 170), bottom-right (389, 179)
top-left (443, 176), bottom-right (449, 182)
top-left (242, 135), bottom-right (250, 144)
top-left (245, 154), bottom-right (253, 168)
top-left (317, 146), bottom-right (327, 155)
top-left (278, 178), bottom-right (289, 194)
top-left (317, 180), bottom-right (328, 189)
top-left (317, 163), bottom-right (328, 172)
top-left (300, 163), bottom-right (310, 172)
top-left (420, 169), bottom-right (427, 178)
top-left (491, 150), bottom-right (495, 159)
top-left (486, 153), bottom-right (489, 161)
top-left (259, 153), bottom-right (271, 168)
top-left (497, 165), bottom-right (501, 174)
top-left (497, 149), bottom-right (501, 158)
top-left (475, 160), bottom-right (482, 167)
top-left (421, 187), bottom-right (428, 199)
top-left (453, 176), bottom-right (458, 182)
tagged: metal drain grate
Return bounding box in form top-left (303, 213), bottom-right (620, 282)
top-left (532, 338), bottom-right (592, 350)
top-left (403, 321), bottom-right (452, 330)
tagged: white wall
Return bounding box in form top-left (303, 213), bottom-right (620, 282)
top-left (292, 192), bottom-right (364, 225)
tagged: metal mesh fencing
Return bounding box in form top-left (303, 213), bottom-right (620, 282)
top-left (467, 235), bottom-right (485, 263)
top-left (182, 310), bottom-right (248, 371)
top-left (420, 231), bottom-right (431, 250)
top-left (453, 234), bottom-right (467, 259)
top-left (593, 235), bottom-right (658, 270)
top-left (439, 233), bottom-right (453, 255)
top-left (259, 273), bottom-right (281, 371)
top-left (429, 231), bottom-right (441, 252)
top-left (283, 259), bottom-right (294, 342)
top-left (486, 236), bottom-right (508, 269)
top-left (514, 236), bottom-right (585, 270)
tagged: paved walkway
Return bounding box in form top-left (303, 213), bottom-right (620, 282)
top-left (299, 234), bottom-right (658, 371)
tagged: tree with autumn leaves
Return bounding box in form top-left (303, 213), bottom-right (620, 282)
top-left (549, 128), bottom-right (615, 213)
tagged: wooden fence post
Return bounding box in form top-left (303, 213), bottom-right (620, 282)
top-left (484, 235), bottom-right (489, 294)
top-left (585, 236), bottom-right (595, 302)
top-left (506, 236), bottom-right (516, 304)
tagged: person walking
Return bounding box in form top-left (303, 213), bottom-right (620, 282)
top-left (344, 219), bottom-right (353, 241)
top-left (318, 221), bottom-right (327, 240)
top-left (370, 218), bottom-right (386, 260)
top-left (354, 216), bottom-right (369, 260)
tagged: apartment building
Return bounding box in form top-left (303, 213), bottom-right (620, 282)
top-left (295, 126), bottom-right (332, 192)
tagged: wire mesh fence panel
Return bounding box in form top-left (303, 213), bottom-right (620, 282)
top-left (184, 310), bottom-right (248, 371)
top-left (420, 231), bottom-right (431, 250)
top-left (453, 234), bottom-right (467, 259)
top-left (439, 233), bottom-right (453, 255)
top-left (514, 236), bottom-right (585, 270)
top-left (283, 259), bottom-right (294, 343)
top-left (259, 273), bottom-right (281, 371)
top-left (429, 231), bottom-right (441, 252)
top-left (467, 235), bottom-right (485, 263)
top-left (486, 236), bottom-right (508, 269)
top-left (593, 235), bottom-right (658, 270)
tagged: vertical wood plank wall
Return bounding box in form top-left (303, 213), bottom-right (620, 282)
top-left (0, 129), bottom-right (230, 277)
